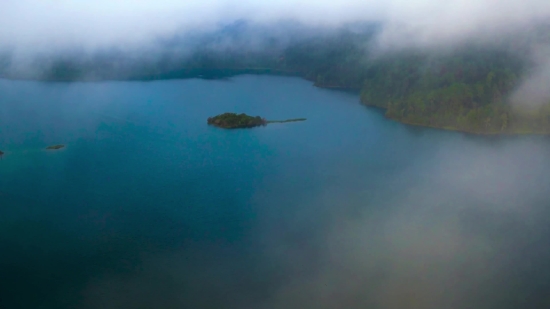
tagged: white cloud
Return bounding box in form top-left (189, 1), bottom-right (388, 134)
top-left (1, 0), bottom-right (550, 53)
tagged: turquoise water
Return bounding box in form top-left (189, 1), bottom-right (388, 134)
top-left (1, 75), bottom-right (550, 308)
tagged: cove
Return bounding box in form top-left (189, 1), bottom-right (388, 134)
top-left (1, 75), bottom-right (550, 309)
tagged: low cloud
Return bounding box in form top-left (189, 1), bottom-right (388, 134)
top-left (375, 0), bottom-right (550, 50)
top-left (1, 0), bottom-right (550, 54)
top-left (73, 136), bottom-right (550, 309)
top-left (510, 45), bottom-right (550, 107)
top-left (254, 137), bottom-right (550, 309)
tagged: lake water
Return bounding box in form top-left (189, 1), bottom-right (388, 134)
top-left (1, 75), bottom-right (550, 309)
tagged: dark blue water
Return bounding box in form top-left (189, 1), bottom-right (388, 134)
top-left (1, 75), bottom-right (550, 309)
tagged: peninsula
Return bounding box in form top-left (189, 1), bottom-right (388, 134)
top-left (208, 113), bottom-right (306, 129)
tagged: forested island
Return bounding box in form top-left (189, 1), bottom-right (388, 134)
top-left (208, 113), bottom-right (306, 129)
top-left (3, 22), bottom-right (550, 135)
top-left (208, 113), bottom-right (266, 129)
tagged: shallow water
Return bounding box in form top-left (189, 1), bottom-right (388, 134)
top-left (1, 75), bottom-right (550, 309)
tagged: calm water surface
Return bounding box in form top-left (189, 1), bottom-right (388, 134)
top-left (1, 75), bottom-right (550, 309)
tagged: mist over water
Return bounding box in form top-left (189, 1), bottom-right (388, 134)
top-left (1, 75), bottom-right (550, 308)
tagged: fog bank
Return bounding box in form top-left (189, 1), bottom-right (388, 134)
top-left (2, 0), bottom-right (550, 53)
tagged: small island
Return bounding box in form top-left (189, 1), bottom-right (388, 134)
top-left (46, 144), bottom-right (65, 150)
top-left (208, 113), bottom-right (306, 129)
top-left (208, 113), bottom-right (267, 129)
top-left (0, 150), bottom-right (4, 160)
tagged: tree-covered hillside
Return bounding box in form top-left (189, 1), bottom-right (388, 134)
top-left (358, 48), bottom-right (536, 134)
top-left (277, 30), bottom-right (550, 134)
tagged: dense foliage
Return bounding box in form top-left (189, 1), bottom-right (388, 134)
top-left (207, 113), bottom-right (266, 129)
top-left (351, 45), bottom-right (550, 134)
top-left (278, 33), bottom-right (550, 134)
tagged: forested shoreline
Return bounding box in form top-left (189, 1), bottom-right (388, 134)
top-left (276, 31), bottom-right (550, 134)
top-left (2, 24), bottom-right (550, 134)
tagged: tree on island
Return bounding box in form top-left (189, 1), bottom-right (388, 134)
top-left (207, 113), bottom-right (306, 129)
top-left (207, 113), bottom-right (267, 129)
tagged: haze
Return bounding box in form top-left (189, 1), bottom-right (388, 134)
top-left (2, 0), bottom-right (550, 53)
top-left (2, 2), bottom-right (550, 309)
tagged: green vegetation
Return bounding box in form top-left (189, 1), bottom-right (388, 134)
top-left (46, 145), bottom-right (65, 150)
top-left (265, 33), bottom-right (550, 134)
top-left (208, 113), bottom-right (266, 129)
top-left (356, 48), bottom-right (550, 134)
top-left (207, 113), bottom-right (306, 129)
top-left (182, 29), bottom-right (550, 134)
top-left (6, 23), bottom-right (550, 135)
top-left (278, 35), bottom-right (550, 134)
